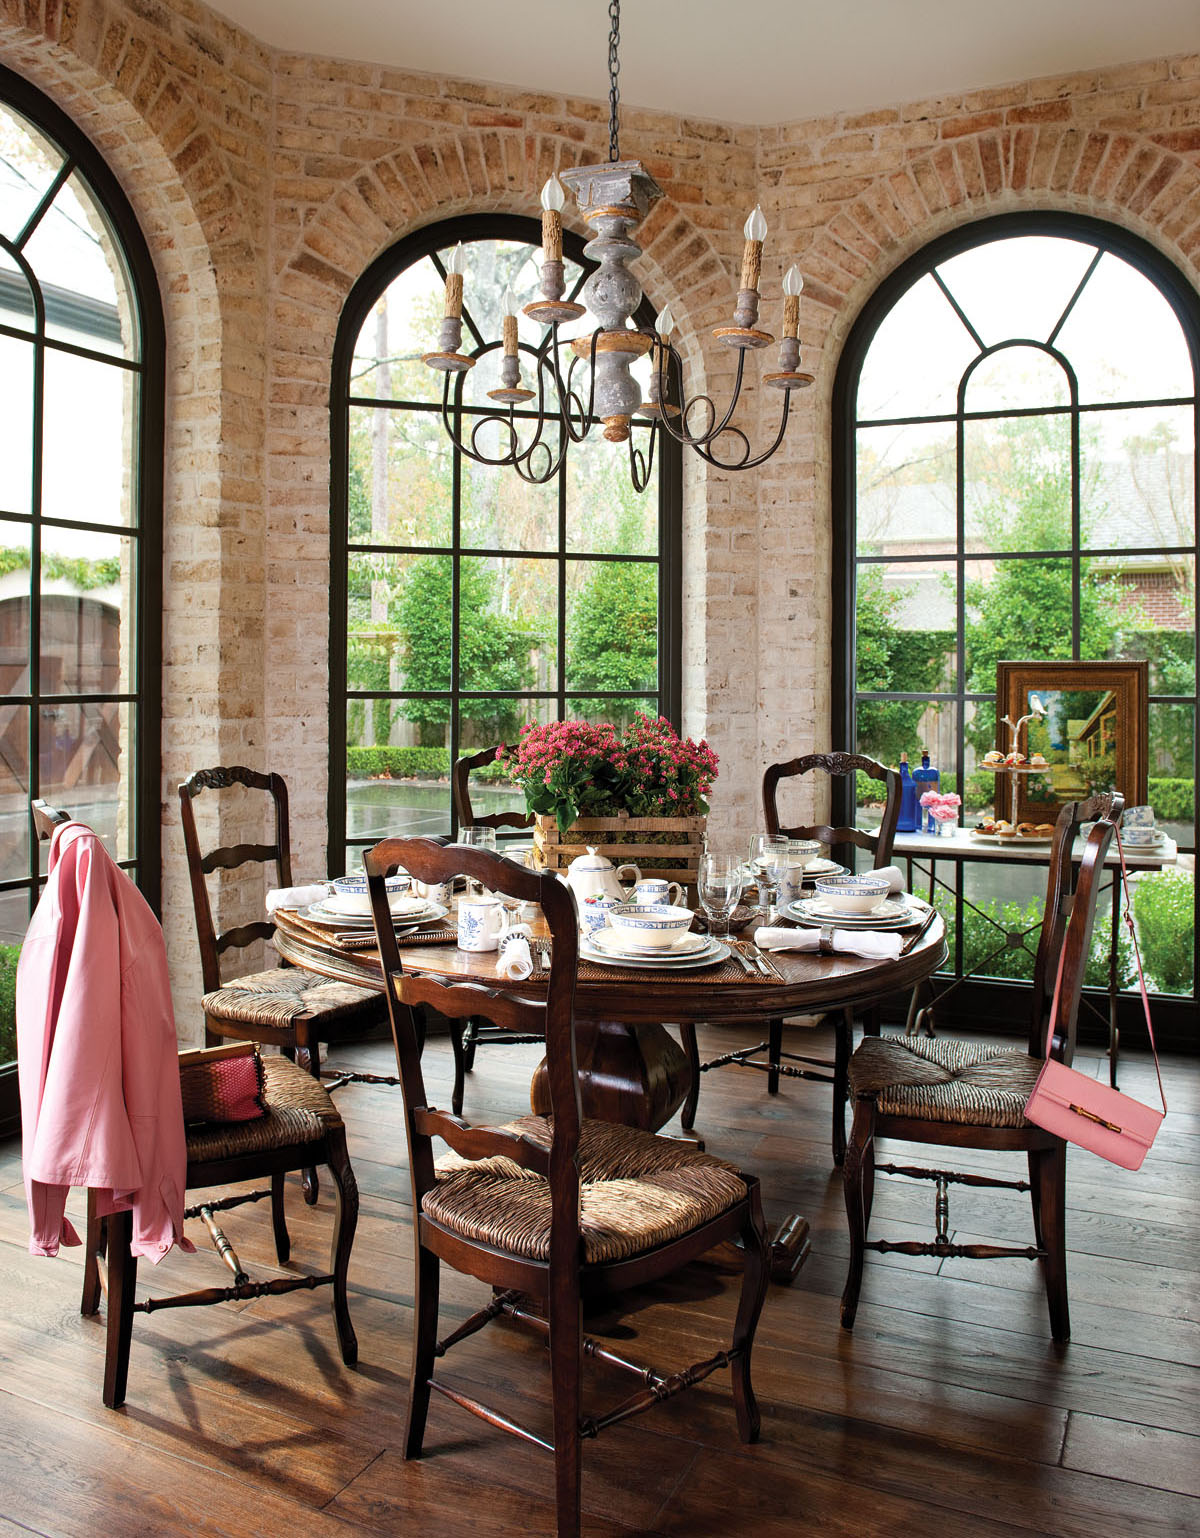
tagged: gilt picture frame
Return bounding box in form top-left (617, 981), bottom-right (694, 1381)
top-left (994, 660), bottom-right (1148, 824)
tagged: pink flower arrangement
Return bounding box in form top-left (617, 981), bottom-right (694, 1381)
top-left (920, 789), bottom-right (962, 823)
top-left (499, 712), bottom-right (718, 835)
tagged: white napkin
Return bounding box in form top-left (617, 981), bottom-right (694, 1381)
top-left (496, 925), bottom-right (535, 980)
top-left (754, 925), bottom-right (903, 961)
top-left (267, 883), bottom-right (329, 916)
top-left (872, 865), bottom-right (905, 895)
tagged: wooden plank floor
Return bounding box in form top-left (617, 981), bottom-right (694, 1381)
top-left (1, 1023), bottom-right (1197, 1536)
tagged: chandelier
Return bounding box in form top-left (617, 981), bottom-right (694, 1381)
top-left (422, 0), bottom-right (812, 491)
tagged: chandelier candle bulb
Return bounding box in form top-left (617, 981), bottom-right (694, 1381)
top-left (501, 286), bottom-right (519, 357)
top-left (540, 176), bottom-right (565, 264)
top-left (444, 241), bottom-right (465, 318)
top-left (782, 264), bottom-right (803, 338)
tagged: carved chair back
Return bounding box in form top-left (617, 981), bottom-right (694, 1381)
top-left (762, 751), bottom-right (901, 867)
top-left (1028, 791), bottom-right (1123, 1064)
top-left (364, 837), bottom-right (581, 1226)
top-left (178, 766), bottom-right (294, 994)
top-left (451, 744), bottom-right (533, 833)
top-left (31, 798), bottom-right (71, 842)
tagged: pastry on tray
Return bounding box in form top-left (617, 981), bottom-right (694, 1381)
top-left (1016, 821), bottom-right (1038, 837)
top-left (1029, 753), bottom-right (1048, 768)
top-left (1004, 751), bottom-right (1026, 766)
top-left (982, 750), bottom-right (1005, 767)
top-left (1036, 822), bottom-right (1055, 836)
top-left (994, 821), bottom-right (1015, 837)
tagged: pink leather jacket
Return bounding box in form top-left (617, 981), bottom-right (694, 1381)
top-left (17, 822), bottom-right (192, 1262)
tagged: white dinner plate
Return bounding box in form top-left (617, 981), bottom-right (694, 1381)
top-left (787, 897), bottom-right (922, 930)
top-left (592, 927), bottom-right (709, 958)
top-left (580, 937), bottom-right (730, 969)
top-left (799, 858), bottom-right (848, 879)
top-left (300, 899), bottom-right (448, 929)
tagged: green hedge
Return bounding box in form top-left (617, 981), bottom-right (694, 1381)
top-left (346, 746), bottom-right (518, 786)
top-left (0, 943), bottom-right (18, 1066)
top-left (1148, 779), bottom-right (1193, 822)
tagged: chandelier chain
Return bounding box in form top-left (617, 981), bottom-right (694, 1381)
top-left (607, 0), bottom-right (621, 162)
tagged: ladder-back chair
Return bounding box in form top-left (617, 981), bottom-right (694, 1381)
top-left (449, 744), bottom-right (539, 1115)
top-left (841, 791), bottom-right (1122, 1341)
top-left (365, 835), bottom-right (770, 1538)
top-left (29, 801), bottom-right (357, 1408)
top-left (680, 751), bottom-right (901, 1165)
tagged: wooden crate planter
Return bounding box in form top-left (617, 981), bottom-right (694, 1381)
top-left (532, 812), bottom-right (706, 889)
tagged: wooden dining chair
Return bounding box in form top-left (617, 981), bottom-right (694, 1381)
top-left (450, 744), bottom-right (539, 1113)
top-left (29, 801), bottom-right (358, 1408)
top-left (364, 835), bottom-right (770, 1538)
top-left (840, 791), bottom-right (1122, 1341)
top-left (681, 751), bottom-right (901, 1165)
top-left (179, 766), bottom-right (392, 1202)
top-left (451, 742), bottom-right (533, 834)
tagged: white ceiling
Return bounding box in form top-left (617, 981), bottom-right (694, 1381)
top-left (207, 0), bottom-right (1200, 125)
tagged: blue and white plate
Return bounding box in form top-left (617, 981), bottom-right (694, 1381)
top-left (580, 936), bottom-right (729, 969)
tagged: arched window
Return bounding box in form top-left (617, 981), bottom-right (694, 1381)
top-left (0, 66), bottom-right (164, 1114)
top-left (835, 213), bottom-right (1198, 1025)
top-left (329, 214), bottom-right (681, 868)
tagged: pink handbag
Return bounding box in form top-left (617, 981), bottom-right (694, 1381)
top-left (1024, 827), bottom-right (1166, 1171)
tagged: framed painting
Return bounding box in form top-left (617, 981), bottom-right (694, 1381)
top-left (994, 660), bottom-right (1148, 824)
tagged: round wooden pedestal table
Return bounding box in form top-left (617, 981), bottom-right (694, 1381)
top-left (271, 906), bottom-right (947, 1282)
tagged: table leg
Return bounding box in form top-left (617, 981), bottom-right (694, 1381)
top-left (1109, 874), bottom-right (1121, 1089)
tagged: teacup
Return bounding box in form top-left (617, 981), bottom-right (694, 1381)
top-left (633, 878), bottom-right (684, 908)
top-left (1123, 805), bottom-right (1155, 830)
top-left (457, 895), bottom-right (505, 952)
top-left (413, 878), bottom-right (454, 906)
top-left (579, 891), bottom-right (621, 942)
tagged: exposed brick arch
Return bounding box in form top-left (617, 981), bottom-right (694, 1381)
top-left (815, 126), bottom-right (1200, 371)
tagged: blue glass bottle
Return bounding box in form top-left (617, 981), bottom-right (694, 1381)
top-left (896, 751), bottom-right (920, 832)
top-left (912, 748), bottom-right (941, 834)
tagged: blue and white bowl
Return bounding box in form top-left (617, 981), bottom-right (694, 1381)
top-left (607, 902), bottom-right (694, 951)
top-left (813, 873), bottom-right (890, 914)
top-left (330, 872), bottom-right (411, 915)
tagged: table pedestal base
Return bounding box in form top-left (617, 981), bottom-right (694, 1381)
top-left (530, 1018), bottom-right (691, 1132)
top-left (531, 1017), bottom-right (811, 1285)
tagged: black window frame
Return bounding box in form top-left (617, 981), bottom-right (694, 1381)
top-left (0, 64), bottom-right (165, 1134)
top-left (833, 211), bottom-right (1200, 1050)
top-left (329, 212), bottom-right (682, 867)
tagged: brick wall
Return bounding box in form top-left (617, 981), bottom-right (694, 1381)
top-left (2, 1), bottom-right (1197, 1029)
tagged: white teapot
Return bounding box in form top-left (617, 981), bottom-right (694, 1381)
top-left (561, 846), bottom-right (641, 909)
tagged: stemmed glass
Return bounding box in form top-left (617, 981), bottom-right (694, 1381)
top-left (747, 833), bottom-right (789, 922)
top-left (698, 851), bottom-right (744, 938)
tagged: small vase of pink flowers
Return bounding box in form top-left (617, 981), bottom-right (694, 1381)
top-left (920, 789), bottom-right (962, 835)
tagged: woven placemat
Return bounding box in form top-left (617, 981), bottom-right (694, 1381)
top-left (282, 910), bottom-right (458, 952)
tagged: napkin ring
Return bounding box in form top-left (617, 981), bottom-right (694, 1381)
top-left (818, 924), bottom-right (836, 956)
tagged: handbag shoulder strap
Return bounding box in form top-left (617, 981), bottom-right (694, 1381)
top-left (1043, 823), bottom-right (1166, 1115)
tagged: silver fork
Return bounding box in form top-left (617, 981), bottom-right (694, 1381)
top-left (736, 939), bottom-right (771, 977)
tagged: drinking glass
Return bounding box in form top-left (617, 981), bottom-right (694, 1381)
top-left (457, 825), bottom-right (496, 897)
top-left (698, 851), bottom-right (744, 938)
top-left (747, 833), bottom-right (788, 921)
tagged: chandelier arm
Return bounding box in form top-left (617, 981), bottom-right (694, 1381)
top-left (651, 343), bottom-right (752, 450)
top-left (557, 334), bottom-right (603, 444)
top-left (688, 390), bottom-right (795, 473)
top-left (628, 420), bottom-right (657, 493)
top-left (436, 372), bottom-right (518, 469)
